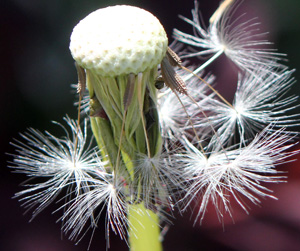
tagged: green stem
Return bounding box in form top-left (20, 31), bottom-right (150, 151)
top-left (128, 203), bottom-right (162, 251)
top-left (121, 151), bottom-right (162, 251)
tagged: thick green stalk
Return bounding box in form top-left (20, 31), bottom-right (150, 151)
top-left (122, 151), bottom-right (162, 251)
top-left (128, 203), bottom-right (162, 251)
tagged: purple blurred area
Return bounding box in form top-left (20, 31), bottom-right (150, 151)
top-left (1, 0), bottom-right (300, 250)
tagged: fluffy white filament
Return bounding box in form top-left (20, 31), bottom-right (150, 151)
top-left (11, 117), bottom-right (105, 219)
top-left (61, 173), bottom-right (128, 247)
top-left (174, 127), bottom-right (297, 222)
top-left (174, 1), bottom-right (286, 74)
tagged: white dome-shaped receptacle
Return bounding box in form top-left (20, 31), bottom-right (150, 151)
top-left (70, 5), bottom-right (168, 77)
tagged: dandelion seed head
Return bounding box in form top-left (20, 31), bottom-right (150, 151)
top-left (9, 1), bottom-right (299, 248)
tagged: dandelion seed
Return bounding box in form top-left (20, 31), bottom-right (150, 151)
top-left (174, 0), bottom-right (286, 74)
top-left (61, 171), bottom-right (128, 248)
top-left (132, 153), bottom-right (181, 212)
top-left (72, 83), bottom-right (90, 116)
top-left (187, 67), bottom-right (299, 148)
top-left (175, 127), bottom-right (298, 222)
top-left (158, 68), bottom-right (216, 142)
top-left (10, 116), bottom-right (102, 219)
top-left (233, 68), bottom-right (299, 130)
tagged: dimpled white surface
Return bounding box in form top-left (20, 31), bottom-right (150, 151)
top-left (70, 5), bottom-right (168, 77)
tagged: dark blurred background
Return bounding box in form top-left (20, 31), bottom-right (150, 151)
top-left (1, 0), bottom-right (300, 250)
